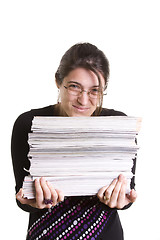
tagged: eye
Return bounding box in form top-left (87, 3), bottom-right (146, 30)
top-left (68, 84), bottom-right (81, 90)
top-left (90, 88), bottom-right (99, 94)
top-left (69, 84), bottom-right (79, 88)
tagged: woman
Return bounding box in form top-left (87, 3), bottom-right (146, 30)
top-left (11, 43), bottom-right (137, 240)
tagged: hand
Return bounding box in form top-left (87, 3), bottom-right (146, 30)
top-left (16, 177), bottom-right (64, 209)
top-left (97, 174), bottom-right (137, 209)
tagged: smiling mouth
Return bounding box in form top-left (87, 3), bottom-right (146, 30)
top-left (72, 105), bottom-right (89, 112)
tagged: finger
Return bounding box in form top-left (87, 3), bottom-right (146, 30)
top-left (16, 188), bottom-right (29, 204)
top-left (16, 188), bottom-right (24, 201)
top-left (40, 177), bottom-right (52, 208)
top-left (40, 177), bottom-right (51, 200)
top-left (108, 175), bottom-right (124, 208)
top-left (16, 188), bottom-right (36, 206)
top-left (97, 185), bottom-right (108, 201)
top-left (127, 189), bottom-right (137, 203)
top-left (117, 177), bottom-right (127, 209)
top-left (97, 178), bottom-right (118, 203)
top-left (55, 188), bottom-right (64, 203)
top-left (46, 181), bottom-right (59, 206)
top-left (104, 178), bottom-right (118, 202)
top-left (35, 178), bottom-right (45, 208)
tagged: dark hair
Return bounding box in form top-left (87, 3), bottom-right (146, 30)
top-left (55, 43), bottom-right (110, 115)
top-left (55, 42), bottom-right (110, 90)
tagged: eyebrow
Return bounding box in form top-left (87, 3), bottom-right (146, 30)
top-left (67, 81), bottom-right (100, 88)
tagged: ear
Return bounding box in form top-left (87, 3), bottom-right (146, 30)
top-left (55, 78), bottom-right (60, 89)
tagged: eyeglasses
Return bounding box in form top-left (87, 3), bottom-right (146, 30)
top-left (64, 83), bottom-right (106, 99)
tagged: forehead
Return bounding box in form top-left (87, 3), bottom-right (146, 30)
top-left (63, 68), bottom-right (105, 87)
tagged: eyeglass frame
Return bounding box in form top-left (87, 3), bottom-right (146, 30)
top-left (63, 84), bottom-right (107, 99)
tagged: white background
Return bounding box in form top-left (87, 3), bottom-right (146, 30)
top-left (0, 0), bottom-right (160, 239)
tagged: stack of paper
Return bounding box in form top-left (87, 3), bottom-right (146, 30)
top-left (23, 116), bottom-right (141, 199)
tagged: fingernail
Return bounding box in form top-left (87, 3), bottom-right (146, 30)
top-left (47, 181), bottom-right (51, 186)
top-left (119, 174), bottom-right (124, 181)
top-left (35, 178), bottom-right (39, 183)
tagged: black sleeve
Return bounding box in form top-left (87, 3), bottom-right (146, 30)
top-left (100, 109), bottom-right (137, 210)
top-left (11, 112), bottom-right (41, 213)
top-left (118, 113), bottom-right (137, 210)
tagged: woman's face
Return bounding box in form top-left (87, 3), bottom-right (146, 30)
top-left (57, 68), bottom-right (105, 117)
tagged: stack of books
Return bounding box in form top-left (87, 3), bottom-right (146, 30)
top-left (23, 116), bottom-right (141, 199)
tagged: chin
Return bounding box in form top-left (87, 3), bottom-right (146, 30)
top-left (69, 111), bottom-right (94, 117)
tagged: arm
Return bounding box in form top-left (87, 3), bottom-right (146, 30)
top-left (11, 112), bottom-right (37, 212)
top-left (97, 109), bottom-right (137, 209)
top-left (11, 112), bottom-right (64, 212)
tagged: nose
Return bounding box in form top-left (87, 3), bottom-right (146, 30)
top-left (77, 91), bottom-right (89, 105)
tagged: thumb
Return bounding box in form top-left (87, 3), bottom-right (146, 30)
top-left (126, 189), bottom-right (137, 203)
top-left (16, 188), bottom-right (24, 201)
top-left (16, 188), bottom-right (34, 205)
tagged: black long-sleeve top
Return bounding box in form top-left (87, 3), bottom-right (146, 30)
top-left (11, 105), bottom-right (136, 240)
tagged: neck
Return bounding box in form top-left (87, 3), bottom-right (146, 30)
top-left (55, 103), bottom-right (68, 116)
